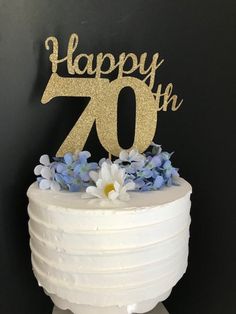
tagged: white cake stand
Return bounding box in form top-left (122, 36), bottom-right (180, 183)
top-left (52, 302), bottom-right (169, 314)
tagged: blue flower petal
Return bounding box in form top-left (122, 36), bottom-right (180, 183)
top-left (62, 175), bottom-right (74, 184)
top-left (164, 168), bottom-right (172, 179)
top-left (54, 173), bottom-right (66, 188)
top-left (163, 160), bottom-right (171, 169)
top-left (153, 176), bottom-right (164, 189)
top-left (64, 153), bottom-right (74, 165)
top-left (74, 164), bottom-right (81, 176)
top-left (172, 168), bottom-right (179, 176)
top-left (151, 155), bottom-right (162, 167)
top-left (56, 163), bottom-right (66, 173)
top-left (80, 172), bottom-right (90, 182)
top-left (134, 178), bottom-right (146, 188)
top-left (79, 151), bottom-right (91, 163)
top-left (140, 182), bottom-right (153, 191)
top-left (161, 152), bottom-right (170, 161)
top-left (68, 184), bottom-right (80, 192)
top-left (142, 168), bottom-right (153, 178)
top-left (88, 162), bottom-right (99, 170)
top-left (151, 169), bottom-right (160, 178)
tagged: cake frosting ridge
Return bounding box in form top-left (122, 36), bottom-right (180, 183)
top-left (27, 177), bottom-right (191, 313)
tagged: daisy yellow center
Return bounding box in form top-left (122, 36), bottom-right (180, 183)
top-left (103, 183), bottom-right (115, 197)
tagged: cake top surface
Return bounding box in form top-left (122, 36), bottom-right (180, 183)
top-left (27, 177), bottom-right (191, 211)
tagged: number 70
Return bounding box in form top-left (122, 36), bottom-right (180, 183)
top-left (41, 73), bottom-right (158, 157)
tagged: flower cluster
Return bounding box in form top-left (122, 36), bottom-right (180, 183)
top-left (34, 151), bottom-right (98, 192)
top-left (34, 143), bottom-right (180, 199)
top-left (115, 143), bottom-right (179, 191)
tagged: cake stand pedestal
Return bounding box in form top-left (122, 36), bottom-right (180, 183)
top-left (52, 303), bottom-right (169, 314)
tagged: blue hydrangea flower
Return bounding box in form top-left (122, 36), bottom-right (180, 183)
top-left (74, 160), bottom-right (98, 182)
top-left (116, 144), bottom-right (180, 192)
top-left (53, 151), bottom-right (99, 192)
top-left (114, 149), bottom-right (145, 174)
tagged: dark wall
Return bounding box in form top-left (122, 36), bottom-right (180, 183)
top-left (0, 1), bottom-right (235, 313)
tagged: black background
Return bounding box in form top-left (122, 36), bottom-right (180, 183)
top-left (0, 1), bottom-right (235, 313)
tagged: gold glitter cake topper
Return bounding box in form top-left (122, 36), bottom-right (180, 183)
top-left (41, 33), bottom-right (183, 157)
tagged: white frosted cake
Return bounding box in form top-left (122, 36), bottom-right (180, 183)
top-left (28, 32), bottom-right (190, 313)
top-left (27, 177), bottom-right (191, 314)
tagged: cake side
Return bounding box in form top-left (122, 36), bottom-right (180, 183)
top-left (27, 178), bottom-right (191, 307)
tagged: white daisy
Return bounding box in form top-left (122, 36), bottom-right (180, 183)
top-left (86, 161), bottom-right (135, 201)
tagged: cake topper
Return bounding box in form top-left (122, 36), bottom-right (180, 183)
top-left (41, 33), bottom-right (183, 157)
